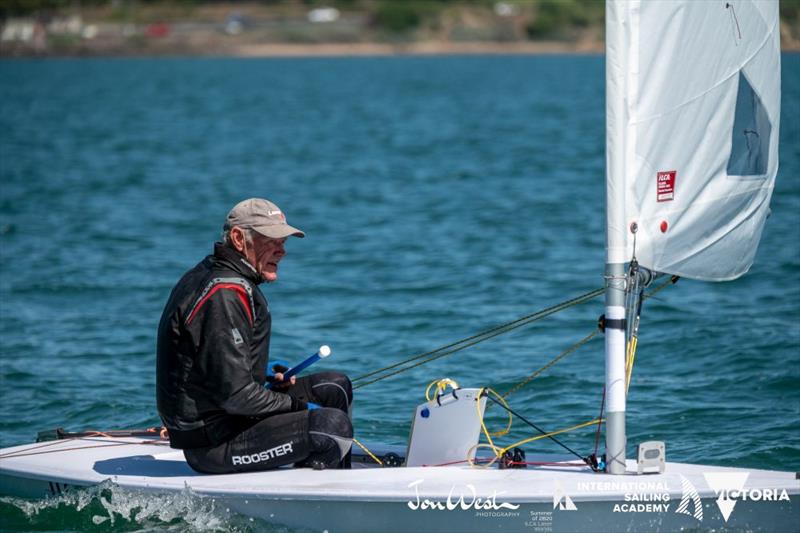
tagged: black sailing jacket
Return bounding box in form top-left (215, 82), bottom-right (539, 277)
top-left (156, 243), bottom-right (304, 449)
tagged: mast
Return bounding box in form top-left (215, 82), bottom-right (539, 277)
top-left (602, 0), bottom-right (781, 474)
top-left (604, 0), bottom-right (632, 475)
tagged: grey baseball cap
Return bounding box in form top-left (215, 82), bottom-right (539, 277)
top-left (224, 198), bottom-right (305, 239)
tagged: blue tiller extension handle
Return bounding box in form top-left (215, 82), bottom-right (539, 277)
top-left (269, 345), bottom-right (331, 389)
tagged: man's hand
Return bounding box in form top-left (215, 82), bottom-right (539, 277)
top-left (268, 363), bottom-right (296, 391)
top-left (271, 372), bottom-right (297, 391)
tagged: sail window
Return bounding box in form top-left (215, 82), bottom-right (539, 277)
top-left (727, 72), bottom-right (770, 177)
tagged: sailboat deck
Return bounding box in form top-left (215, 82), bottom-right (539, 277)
top-left (1, 437), bottom-right (796, 502)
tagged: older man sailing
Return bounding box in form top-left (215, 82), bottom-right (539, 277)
top-left (156, 198), bottom-right (353, 473)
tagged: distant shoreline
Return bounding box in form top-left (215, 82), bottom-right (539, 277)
top-left (1, 40), bottom-right (608, 59)
top-left (2, 0), bottom-right (797, 59)
top-left (233, 41), bottom-right (605, 58)
top-left (4, 40), bottom-right (799, 59)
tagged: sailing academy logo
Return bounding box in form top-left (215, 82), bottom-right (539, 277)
top-left (705, 472), bottom-right (749, 522)
top-left (675, 475), bottom-right (703, 522)
top-left (553, 481), bottom-right (577, 511)
top-left (703, 472), bottom-right (790, 522)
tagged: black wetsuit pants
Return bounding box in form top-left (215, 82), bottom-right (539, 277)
top-left (184, 372), bottom-right (353, 474)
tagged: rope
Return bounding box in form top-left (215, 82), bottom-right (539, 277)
top-left (428, 458), bottom-right (588, 468)
top-left (593, 387), bottom-right (606, 457)
top-left (0, 438), bottom-right (71, 459)
top-left (498, 418), bottom-right (604, 458)
top-left (484, 390), bottom-right (591, 463)
top-left (469, 389), bottom-right (601, 469)
top-left (726, 3), bottom-right (742, 41)
top-left (625, 336), bottom-right (638, 393)
top-left (0, 427), bottom-right (170, 460)
top-left (352, 437), bottom-right (383, 466)
top-left (352, 287), bottom-right (604, 389)
top-left (624, 275), bottom-right (678, 392)
top-left (501, 329), bottom-right (600, 398)
top-left (643, 275), bottom-right (679, 301)
top-left (472, 388), bottom-right (504, 465)
top-left (352, 277), bottom-right (673, 392)
top-left (0, 437), bottom-right (169, 460)
top-left (424, 378), bottom-right (460, 402)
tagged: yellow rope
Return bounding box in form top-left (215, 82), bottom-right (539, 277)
top-left (625, 335), bottom-right (638, 394)
top-left (424, 378), bottom-right (460, 402)
top-left (471, 388), bottom-right (504, 467)
top-left (621, 275), bottom-right (677, 394)
top-left (484, 388), bottom-right (513, 437)
top-left (426, 377), bottom-right (513, 436)
top-left (352, 437), bottom-right (383, 466)
top-left (425, 378), bottom-right (512, 437)
top-left (470, 387), bottom-right (603, 468)
top-left (497, 418), bottom-right (604, 457)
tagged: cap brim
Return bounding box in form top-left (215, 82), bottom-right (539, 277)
top-left (252, 224), bottom-right (305, 239)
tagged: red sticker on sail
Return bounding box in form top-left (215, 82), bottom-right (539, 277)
top-left (657, 171), bottom-right (676, 202)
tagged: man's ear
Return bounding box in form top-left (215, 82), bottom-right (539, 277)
top-left (229, 226), bottom-right (246, 252)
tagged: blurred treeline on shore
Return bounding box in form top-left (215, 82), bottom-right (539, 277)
top-left (1, 0), bottom-right (798, 57)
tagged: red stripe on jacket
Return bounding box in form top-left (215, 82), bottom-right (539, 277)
top-left (186, 284), bottom-right (253, 326)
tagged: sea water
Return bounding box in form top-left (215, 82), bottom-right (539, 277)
top-left (0, 54), bottom-right (798, 531)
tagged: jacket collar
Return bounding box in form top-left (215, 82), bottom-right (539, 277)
top-left (212, 242), bottom-right (263, 284)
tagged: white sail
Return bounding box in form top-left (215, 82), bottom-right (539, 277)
top-left (606, 0), bottom-right (781, 281)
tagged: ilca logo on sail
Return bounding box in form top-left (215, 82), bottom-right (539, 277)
top-left (553, 481), bottom-right (577, 511)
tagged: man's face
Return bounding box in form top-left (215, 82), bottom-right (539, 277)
top-left (242, 230), bottom-right (287, 282)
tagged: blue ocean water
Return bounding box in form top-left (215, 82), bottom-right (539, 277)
top-left (0, 54), bottom-right (798, 531)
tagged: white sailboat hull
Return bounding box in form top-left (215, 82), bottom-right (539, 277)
top-left (1, 437), bottom-right (797, 532)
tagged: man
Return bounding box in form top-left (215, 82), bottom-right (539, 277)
top-left (156, 198), bottom-right (353, 474)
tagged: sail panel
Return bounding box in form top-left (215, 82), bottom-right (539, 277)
top-left (727, 72), bottom-right (771, 176)
top-left (606, 0), bottom-right (781, 281)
